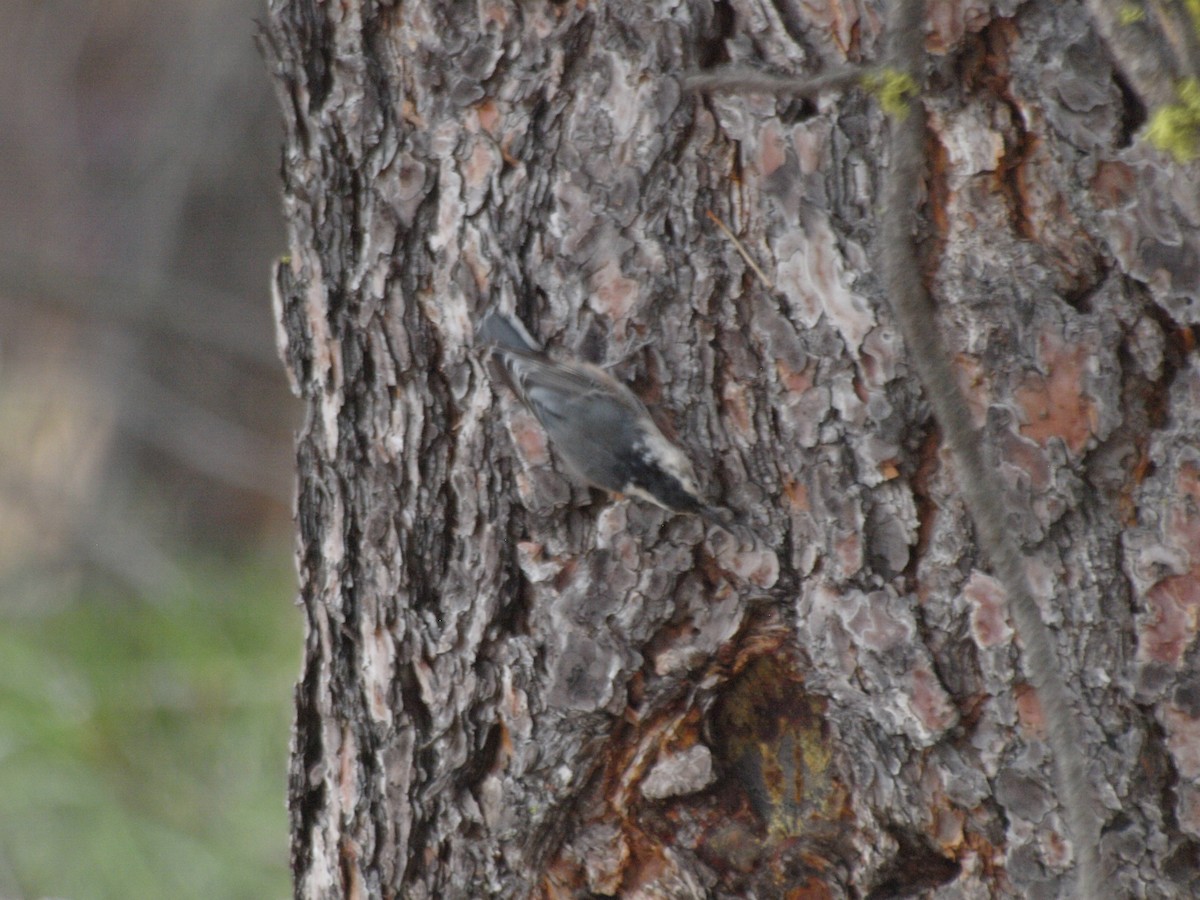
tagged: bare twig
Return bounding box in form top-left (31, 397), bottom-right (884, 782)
top-left (683, 64), bottom-right (874, 98)
top-left (704, 210), bottom-right (774, 290)
top-left (879, 2), bottom-right (1105, 898)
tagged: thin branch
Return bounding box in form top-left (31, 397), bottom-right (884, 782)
top-left (879, 2), bottom-right (1106, 898)
top-left (704, 210), bottom-right (775, 290)
top-left (683, 64), bottom-right (874, 98)
top-left (1083, 0), bottom-right (1182, 109)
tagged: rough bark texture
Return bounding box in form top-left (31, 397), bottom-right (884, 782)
top-left (263, 0), bottom-right (1200, 897)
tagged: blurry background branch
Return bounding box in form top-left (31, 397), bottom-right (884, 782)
top-left (0, 0), bottom-right (293, 580)
top-left (0, 1), bottom-right (297, 897)
top-left (0, 262), bottom-right (280, 368)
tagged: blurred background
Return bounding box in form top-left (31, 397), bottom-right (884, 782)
top-left (0, 2), bottom-right (298, 897)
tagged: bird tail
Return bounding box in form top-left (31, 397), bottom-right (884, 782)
top-left (477, 310), bottom-right (542, 355)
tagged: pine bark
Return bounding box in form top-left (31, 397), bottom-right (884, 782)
top-left (263, 1), bottom-right (1200, 897)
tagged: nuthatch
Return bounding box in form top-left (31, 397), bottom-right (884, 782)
top-left (478, 310), bottom-right (728, 524)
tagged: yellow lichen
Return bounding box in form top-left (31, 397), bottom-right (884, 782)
top-left (1118, 3), bottom-right (1144, 26)
top-left (863, 69), bottom-right (919, 120)
top-left (1146, 78), bottom-right (1200, 163)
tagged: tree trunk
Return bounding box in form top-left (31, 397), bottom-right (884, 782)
top-left (262, 0), bottom-right (1200, 896)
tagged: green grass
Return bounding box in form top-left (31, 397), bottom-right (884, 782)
top-left (0, 550), bottom-right (299, 900)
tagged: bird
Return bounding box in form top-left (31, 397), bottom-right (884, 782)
top-left (477, 309), bottom-right (729, 525)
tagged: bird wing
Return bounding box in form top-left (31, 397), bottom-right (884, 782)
top-left (500, 352), bottom-right (647, 424)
